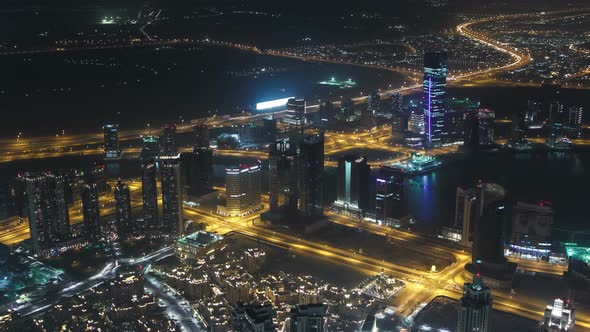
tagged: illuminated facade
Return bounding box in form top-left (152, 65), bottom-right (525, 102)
top-left (284, 98), bottom-right (307, 129)
top-left (161, 156), bottom-right (183, 236)
top-left (103, 124), bottom-right (121, 159)
top-left (408, 109), bottom-right (425, 135)
top-left (423, 51), bottom-right (448, 146)
top-left (541, 298), bottom-right (575, 331)
top-left (224, 162), bottom-right (262, 217)
top-left (333, 155), bottom-right (370, 218)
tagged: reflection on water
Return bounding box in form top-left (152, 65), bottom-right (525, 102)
top-left (399, 151), bottom-right (590, 233)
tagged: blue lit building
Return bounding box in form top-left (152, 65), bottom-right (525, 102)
top-left (423, 51), bottom-right (448, 147)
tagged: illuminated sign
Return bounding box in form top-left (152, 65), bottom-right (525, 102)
top-left (256, 97), bottom-right (294, 110)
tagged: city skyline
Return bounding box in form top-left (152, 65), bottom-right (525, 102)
top-left (1, 1), bottom-right (590, 332)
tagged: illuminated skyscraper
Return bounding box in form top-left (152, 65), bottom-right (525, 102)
top-left (457, 275), bottom-right (492, 332)
top-left (141, 162), bottom-right (158, 228)
top-left (114, 181), bottom-right (132, 238)
top-left (161, 157), bottom-right (183, 235)
top-left (423, 51), bottom-right (448, 146)
top-left (192, 124), bottom-right (210, 149)
top-left (333, 155), bottom-right (370, 218)
top-left (18, 172), bottom-right (70, 251)
top-left (82, 183), bottom-right (101, 244)
top-left (224, 162), bottom-right (262, 217)
top-left (284, 98), bottom-right (307, 130)
top-left (103, 124), bottom-right (121, 159)
top-left (161, 124), bottom-right (177, 156)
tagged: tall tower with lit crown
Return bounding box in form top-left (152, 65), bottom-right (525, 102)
top-left (458, 275), bottom-right (492, 332)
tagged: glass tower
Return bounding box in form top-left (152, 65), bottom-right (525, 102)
top-left (423, 51), bottom-right (448, 146)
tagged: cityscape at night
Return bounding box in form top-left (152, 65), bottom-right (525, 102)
top-left (1, 0), bottom-right (590, 331)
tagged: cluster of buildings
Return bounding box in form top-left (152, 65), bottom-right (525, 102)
top-left (154, 232), bottom-right (412, 331)
top-left (8, 273), bottom-right (178, 331)
top-left (441, 181), bottom-right (561, 288)
top-left (155, 241), bottom-right (332, 331)
top-left (9, 164), bottom-right (111, 255)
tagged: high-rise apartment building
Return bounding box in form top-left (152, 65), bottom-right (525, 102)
top-left (141, 162), bottom-right (158, 228)
top-left (161, 124), bottom-right (177, 156)
top-left (17, 172), bottom-right (71, 251)
top-left (161, 156), bottom-right (183, 235)
top-left (82, 183), bottom-right (101, 244)
top-left (114, 181), bottom-right (132, 239)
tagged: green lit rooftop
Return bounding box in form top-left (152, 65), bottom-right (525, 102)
top-left (565, 243), bottom-right (590, 264)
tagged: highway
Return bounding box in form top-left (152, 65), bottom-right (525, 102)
top-left (144, 274), bottom-right (202, 332)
